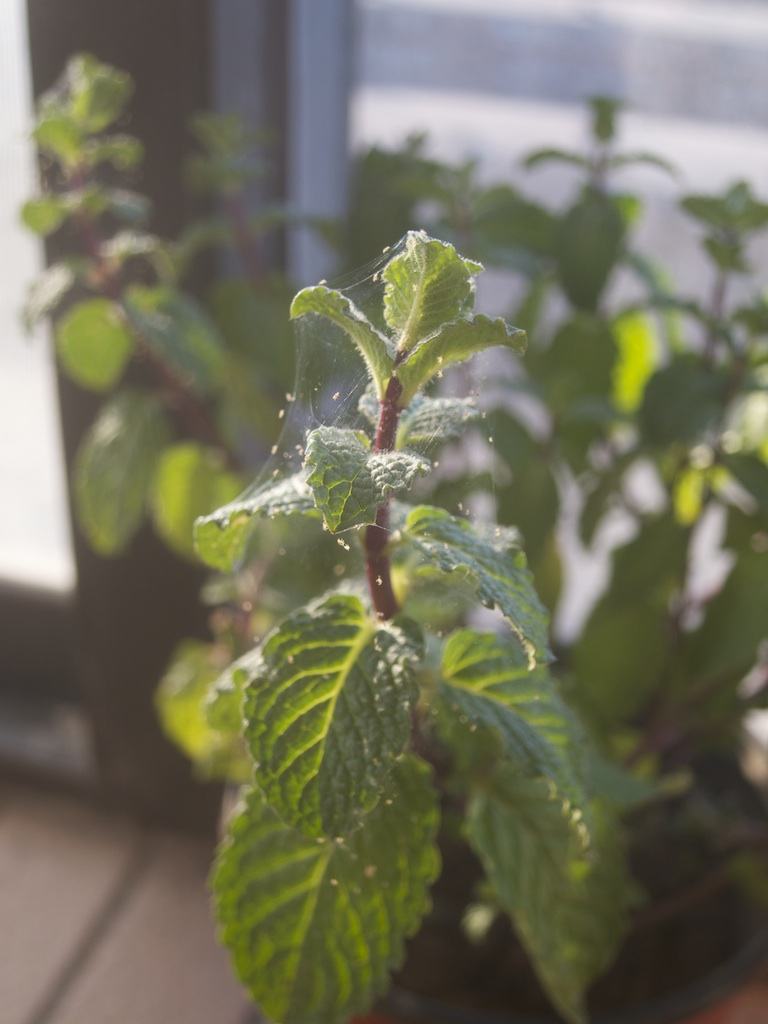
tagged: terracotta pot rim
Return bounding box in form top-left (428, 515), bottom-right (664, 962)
top-left (381, 921), bottom-right (768, 1024)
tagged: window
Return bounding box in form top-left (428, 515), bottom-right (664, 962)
top-left (0, 0), bottom-right (73, 592)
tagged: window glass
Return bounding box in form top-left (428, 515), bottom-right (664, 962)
top-left (352, 0), bottom-right (768, 304)
top-left (0, 0), bottom-right (74, 591)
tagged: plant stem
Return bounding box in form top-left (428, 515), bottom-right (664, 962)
top-left (704, 267), bottom-right (728, 364)
top-left (365, 373), bottom-right (403, 619)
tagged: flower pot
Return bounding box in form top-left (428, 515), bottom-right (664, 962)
top-left (349, 925), bottom-right (768, 1024)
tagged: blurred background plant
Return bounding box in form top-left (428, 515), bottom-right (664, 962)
top-left (20, 55), bottom-right (343, 777)
top-left (352, 98), bottom-right (768, 916)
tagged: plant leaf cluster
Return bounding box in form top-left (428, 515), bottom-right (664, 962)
top-left (192, 229), bottom-right (636, 1024)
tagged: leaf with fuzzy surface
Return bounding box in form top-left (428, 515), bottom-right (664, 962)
top-left (213, 757), bottom-right (440, 1024)
top-left (401, 506), bottom-right (551, 666)
top-left (396, 395), bottom-right (480, 451)
top-left (290, 285), bottom-right (394, 397)
top-left (194, 471), bottom-right (317, 571)
top-left (382, 230), bottom-right (482, 351)
top-left (396, 315), bottom-right (526, 406)
top-left (467, 778), bottom-right (633, 1024)
top-left (439, 629), bottom-right (585, 820)
top-left (243, 593), bottom-right (422, 836)
top-left (304, 426), bottom-right (430, 533)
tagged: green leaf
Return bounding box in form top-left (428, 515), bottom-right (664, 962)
top-left (22, 262), bottom-right (79, 332)
top-left (609, 513), bottom-right (690, 600)
top-left (243, 592), bottom-right (422, 836)
top-left (673, 465), bottom-right (707, 525)
top-left (686, 516), bottom-right (768, 680)
top-left (624, 252), bottom-right (684, 352)
top-left (396, 395), bottom-right (479, 451)
top-left (489, 411), bottom-right (560, 564)
top-left (439, 630), bottom-right (585, 819)
top-left (556, 188), bottom-right (625, 310)
top-left (21, 196), bottom-right (69, 236)
top-left (639, 356), bottom-right (726, 446)
top-left (578, 466), bottom-right (625, 547)
top-left (723, 453), bottom-right (768, 510)
top-left (213, 757), bottom-right (440, 1024)
top-left (612, 310), bottom-right (659, 413)
top-left (734, 297), bottom-right (768, 337)
top-left (523, 148), bottom-right (590, 171)
top-left (124, 285), bottom-right (226, 395)
top-left (471, 187), bottom-right (556, 271)
top-left (535, 313), bottom-right (616, 414)
top-left (589, 96), bottom-right (622, 142)
top-left (381, 230), bottom-right (482, 352)
top-left (513, 271), bottom-right (553, 336)
top-left (614, 193), bottom-right (644, 228)
top-left (156, 639), bottom-right (249, 781)
top-left (82, 133), bottom-right (143, 170)
top-left (497, 462), bottom-right (560, 569)
top-left (682, 181), bottom-right (768, 235)
top-left (467, 780), bottom-right (632, 1024)
top-left (725, 391), bottom-right (768, 460)
top-left (150, 443), bottom-right (242, 560)
top-left (73, 390), bottom-right (171, 554)
top-left (33, 114), bottom-right (83, 166)
top-left (574, 603), bottom-right (672, 729)
top-left (704, 235), bottom-right (747, 273)
top-left (55, 298), bottom-right (134, 392)
top-left (304, 426), bottom-right (430, 533)
top-left (608, 152), bottom-right (677, 178)
top-left (211, 276), bottom-right (294, 381)
top-left (66, 53), bottom-right (132, 132)
top-left (401, 505), bottom-right (551, 667)
top-left (396, 314), bottom-right (526, 406)
top-left (572, 515), bottom-right (689, 728)
top-left (290, 285), bottom-right (394, 397)
top-left (194, 471), bottom-right (317, 572)
top-left (586, 749), bottom-right (662, 810)
top-left (205, 648), bottom-right (263, 734)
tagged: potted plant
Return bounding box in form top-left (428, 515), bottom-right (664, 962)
top-left (25, 59), bottom-right (768, 1023)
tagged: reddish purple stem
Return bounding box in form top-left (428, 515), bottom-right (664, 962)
top-left (364, 374), bottom-right (403, 619)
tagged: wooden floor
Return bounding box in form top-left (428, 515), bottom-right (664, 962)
top-left (1, 781), bottom-right (252, 1024)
